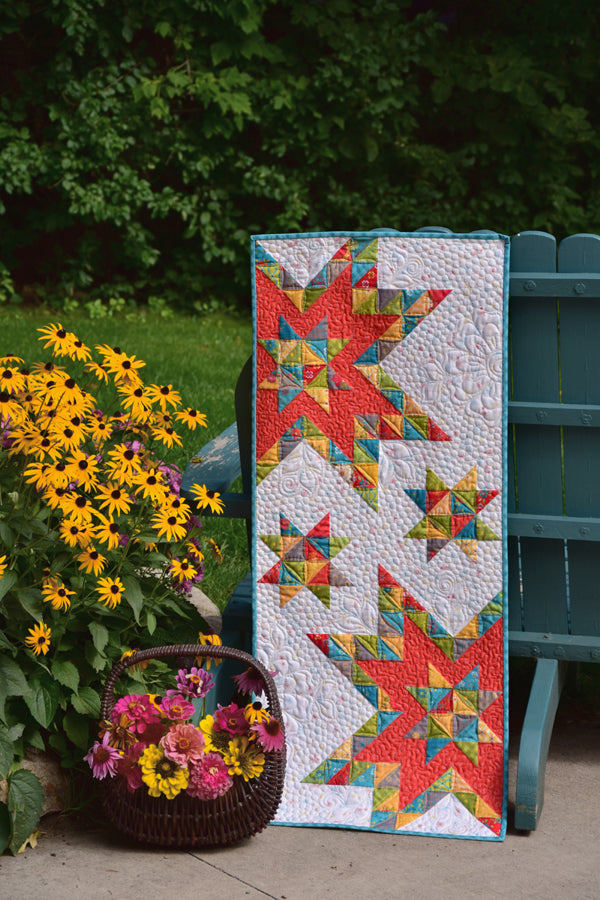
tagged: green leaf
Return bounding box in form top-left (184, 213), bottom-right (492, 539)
top-left (15, 588), bottom-right (43, 620)
top-left (63, 711), bottom-right (90, 750)
top-left (122, 575), bottom-right (144, 624)
top-left (84, 642), bottom-right (107, 673)
top-left (0, 802), bottom-right (10, 855)
top-left (0, 570), bottom-right (17, 602)
top-left (0, 629), bottom-right (14, 652)
top-left (0, 657), bottom-right (29, 697)
top-left (26, 729), bottom-right (45, 751)
top-left (23, 678), bottom-right (58, 729)
top-left (88, 621), bottom-right (109, 654)
top-left (51, 659), bottom-right (79, 693)
top-left (7, 769), bottom-right (44, 855)
top-left (0, 522), bottom-right (14, 545)
top-left (0, 725), bottom-right (15, 778)
top-left (71, 686), bottom-right (101, 718)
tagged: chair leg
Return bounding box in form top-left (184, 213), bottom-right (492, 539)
top-left (514, 658), bottom-right (568, 831)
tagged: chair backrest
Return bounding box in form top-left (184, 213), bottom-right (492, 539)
top-left (508, 231), bottom-right (600, 651)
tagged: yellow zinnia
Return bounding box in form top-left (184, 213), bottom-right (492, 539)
top-left (139, 744), bottom-right (189, 799)
top-left (223, 736), bottom-right (265, 782)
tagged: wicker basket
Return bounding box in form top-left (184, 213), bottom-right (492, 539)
top-left (99, 643), bottom-right (286, 848)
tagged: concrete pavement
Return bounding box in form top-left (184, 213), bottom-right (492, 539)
top-left (1, 686), bottom-right (599, 900)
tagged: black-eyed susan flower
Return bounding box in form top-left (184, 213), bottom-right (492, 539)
top-left (149, 424), bottom-right (183, 449)
top-left (96, 482), bottom-right (132, 517)
top-left (244, 700), bottom-right (270, 725)
top-left (190, 483), bottom-right (225, 514)
top-left (0, 366), bottom-right (27, 395)
top-left (59, 517), bottom-right (92, 549)
top-left (42, 484), bottom-right (69, 511)
top-left (0, 354), bottom-right (24, 365)
top-left (23, 460), bottom-right (51, 490)
top-left (185, 541), bottom-right (204, 563)
top-left (7, 425), bottom-right (43, 457)
top-left (45, 460), bottom-right (70, 488)
top-left (118, 385), bottom-right (153, 422)
top-left (77, 547), bottom-right (107, 575)
top-left (88, 414), bottom-right (112, 444)
top-left (37, 323), bottom-right (75, 356)
top-left (133, 468), bottom-right (167, 503)
top-left (174, 408), bottom-right (208, 430)
top-left (197, 632), bottom-right (222, 669)
top-left (65, 450), bottom-right (100, 489)
top-left (151, 510), bottom-right (186, 542)
top-left (85, 361), bottom-right (110, 384)
top-left (93, 513), bottom-right (122, 550)
top-left (51, 422), bottom-right (82, 453)
top-left (0, 391), bottom-right (27, 425)
top-left (106, 443), bottom-right (142, 481)
top-left (96, 576), bottom-right (124, 609)
top-left (169, 557), bottom-right (198, 584)
top-left (146, 383), bottom-right (182, 412)
top-left (65, 335), bottom-right (91, 362)
top-left (25, 622), bottom-right (51, 656)
top-left (42, 580), bottom-right (75, 611)
top-left (161, 494), bottom-right (191, 520)
top-left (59, 491), bottom-right (95, 526)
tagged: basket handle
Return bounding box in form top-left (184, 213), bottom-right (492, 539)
top-left (100, 643), bottom-right (283, 723)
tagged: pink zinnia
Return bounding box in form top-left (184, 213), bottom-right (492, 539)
top-left (175, 666), bottom-right (214, 698)
top-left (233, 666), bottom-right (266, 697)
top-left (213, 702), bottom-right (248, 735)
top-left (161, 723), bottom-right (205, 767)
top-left (160, 693), bottom-right (195, 722)
top-left (187, 752), bottom-right (233, 800)
top-left (84, 732), bottom-right (121, 779)
top-left (112, 694), bottom-right (161, 735)
top-left (251, 717), bottom-right (285, 752)
top-left (117, 742), bottom-right (145, 793)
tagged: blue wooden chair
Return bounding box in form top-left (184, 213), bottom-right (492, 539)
top-left (181, 229), bottom-right (600, 831)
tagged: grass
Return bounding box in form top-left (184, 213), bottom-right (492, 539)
top-left (0, 305), bottom-right (253, 612)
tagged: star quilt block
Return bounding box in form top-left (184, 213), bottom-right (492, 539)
top-left (252, 231), bottom-right (508, 840)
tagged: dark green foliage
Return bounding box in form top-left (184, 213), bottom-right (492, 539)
top-left (1, 1), bottom-right (599, 310)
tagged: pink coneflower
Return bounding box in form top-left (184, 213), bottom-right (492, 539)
top-left (175, 666), bottom-right (214, 698)
top-left (187, 752), bottom-right (233, 800)
top-left (213, 702), bottom-right (248, 735)
top-left (251, 717), bottom-right (285, 752)
top-left (112, 694), bottom-right (161, 735)
top-left (84, 732), bottom-right (122, 779)
top-left (160, 692), bottom-right (196, 722)
top-left (161, 723), bottom-right (205, 767)
top-left (233, 666), bottom-right (268, 697)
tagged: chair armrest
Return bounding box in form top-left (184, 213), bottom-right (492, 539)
top-left (181, 422), bottom-right (251, 519)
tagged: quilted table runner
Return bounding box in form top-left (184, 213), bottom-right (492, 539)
top-left (252, 231), bottom-right (509, 840)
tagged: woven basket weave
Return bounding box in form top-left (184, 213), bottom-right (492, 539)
top-left (99, 643), bottom-right (286, 848)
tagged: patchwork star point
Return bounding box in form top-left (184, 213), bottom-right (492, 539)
top-left (405, 466), bottom-right (500, 560)
top-left (405, 663), bottom-right (501, 766)
top-left (259, 316), bottom-right (351, 413)
top-left (259, 513), bottom-right (351, 608)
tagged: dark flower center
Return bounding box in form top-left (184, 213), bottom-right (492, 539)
top-left (57, 329), bottom-right (67, 339)
top-left (66, 379), bottom-right (76, 390)
top-left (157, 758), bottom-right (177, 778)
top-left (124, 449), bottom-right (134, 460)
top-left (110, 585), bottom-right (119, 594)
top-left (75, 496), bottom-right (86, 508)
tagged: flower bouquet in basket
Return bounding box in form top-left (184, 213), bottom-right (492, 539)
top-left (87, 643), bottom-right (286, 848)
